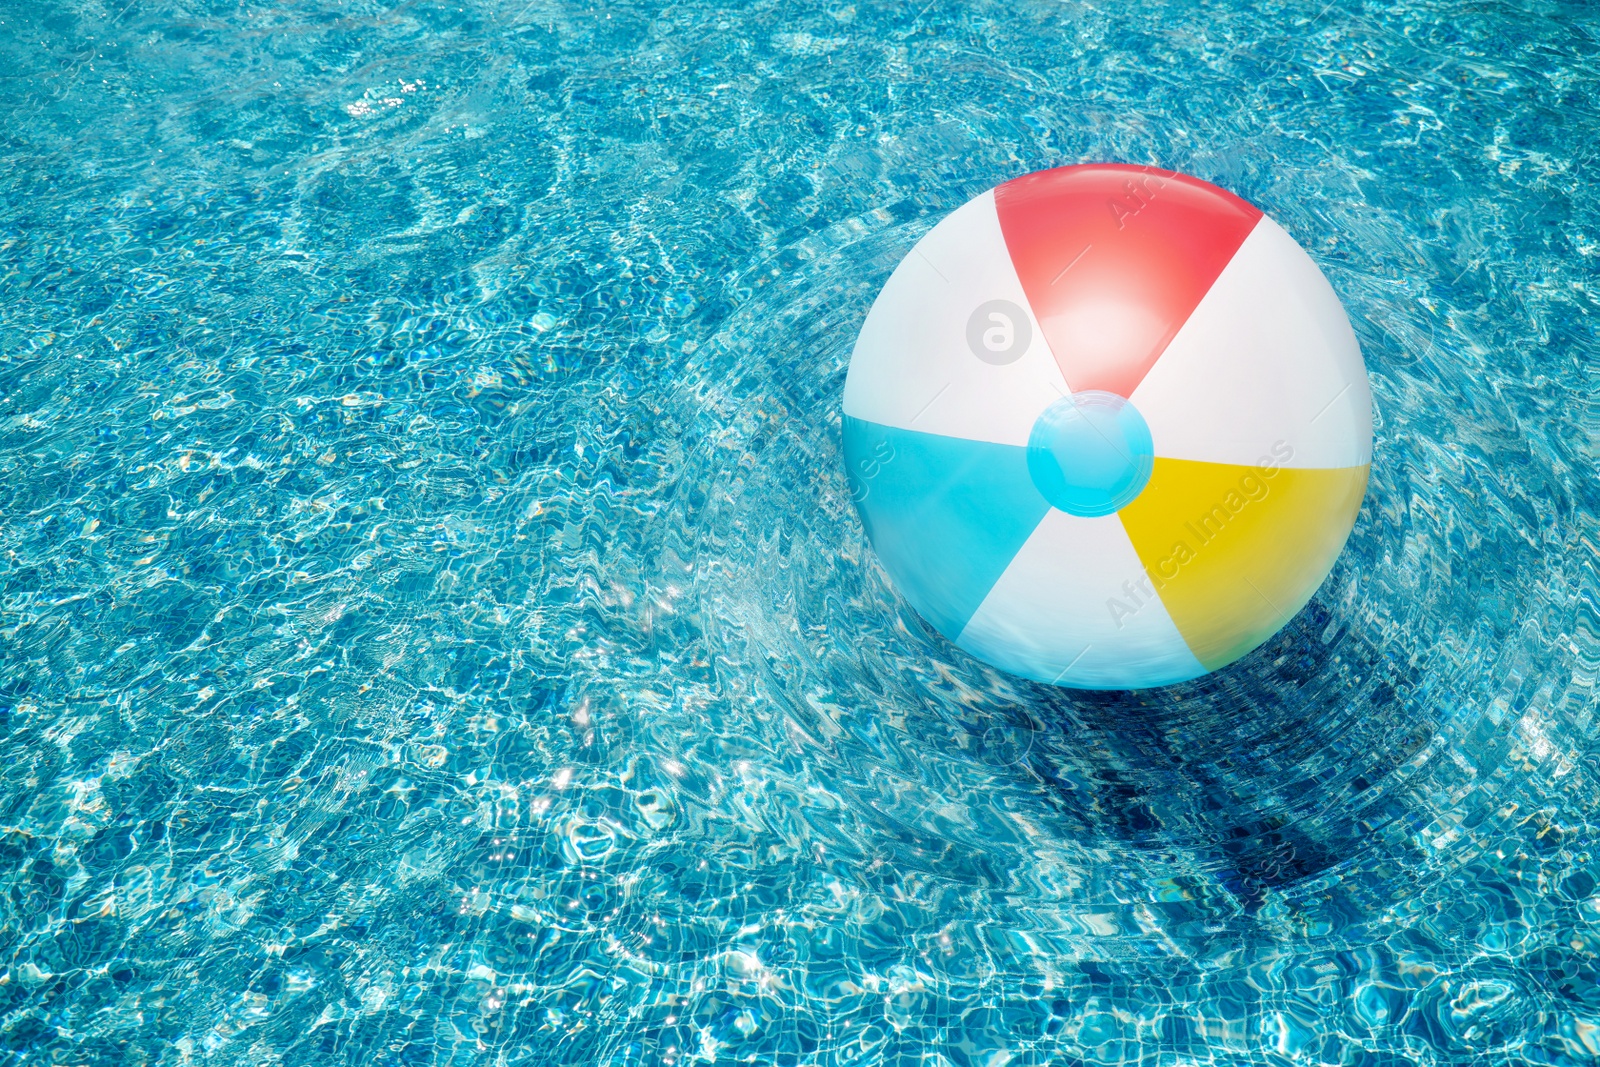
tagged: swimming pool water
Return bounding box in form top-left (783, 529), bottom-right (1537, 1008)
top-left (1, 1), bottom-right (1597, 1064)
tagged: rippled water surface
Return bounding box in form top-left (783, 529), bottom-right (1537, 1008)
top-left (2, 1), bottom-right (1598, 1063)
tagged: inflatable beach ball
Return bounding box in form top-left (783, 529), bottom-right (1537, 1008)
top-left (842, 164), bottom-right (1372, 689)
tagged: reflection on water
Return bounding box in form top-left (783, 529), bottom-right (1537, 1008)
top-left (0, 0), bottom-right (1596, 1063)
